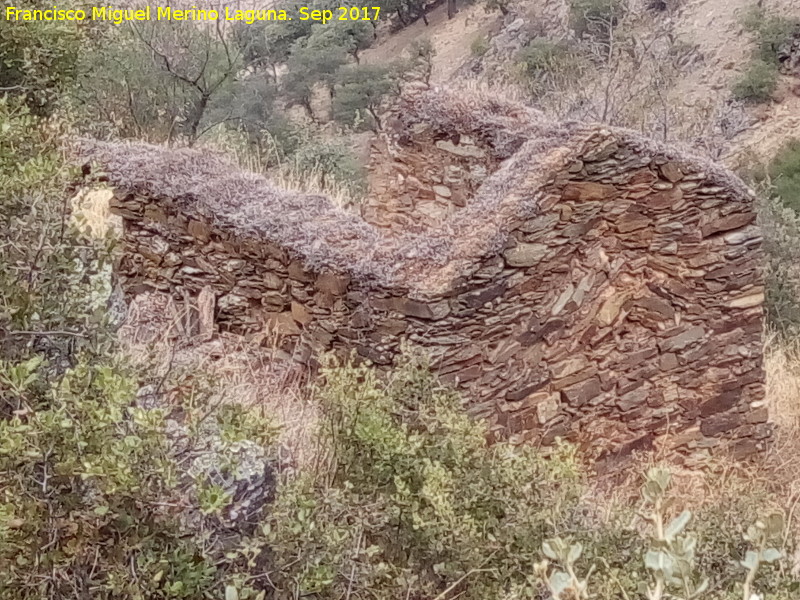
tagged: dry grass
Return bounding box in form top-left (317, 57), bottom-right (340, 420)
top-left (204, 128), bottom-right (362, 211)
top-left (119, 291), bottom-right (322, 471)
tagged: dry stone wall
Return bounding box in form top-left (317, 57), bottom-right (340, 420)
top-left (73, 87), bottom-right (770, 466)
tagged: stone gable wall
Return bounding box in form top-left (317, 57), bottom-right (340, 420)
top-left (78, 88), bottom-right (770, 466)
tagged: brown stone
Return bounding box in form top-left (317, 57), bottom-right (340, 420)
top-left (700, 412), bottom-right (743, 436)
top-left (288, 261), bottom-right (314, 282)
top-left (659, 326), bottom-right (705, 353)
top-left (506, 375), bottom-right (551, 401)
top-left (291, 301), bottom-right (312, 325)
top-left (259, 271), bottom-right (283, 290)
top-left (316, 272), bottom-right (350, 296)
top-left (536, 393), bottom-right (561, 424)
top-left (699, 389), bottom-right (741, 417)
top-left (596, 290), bottom-right (632, 327)
top-left (549, 356), bottom-right (590, 379)
top-left (461, 281), bottom-right (508, 308)
top-left (747, 407), bottom-right (769, 424)
top-left (659, 353), bottom-right (678, 371)
top-left (560, 377), bottom-right (602, 407)
top-left (562, 181), bottom-right (616, 201)
top-left (701, 213), bottom-right (755, 237)
top-left (634, 296), bottom-right (675, 320)
top-left (617, 211), bottom-right (651, 233)
top-left (644, 187), bottom-right (684, 210)
top-left (504, 243), bottom-right (548, 267)
top-left (617, 385), bottom-right (650, 411)
top-left (659, 162), bottom-right (684, 183)
top-left (187, 219), bottom-right (211, 241)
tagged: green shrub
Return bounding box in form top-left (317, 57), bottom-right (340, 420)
top-left (0, 93), bottom-right (281, 599)
top-left (0, 95), bottom-right (212, 598)
top-left (0, 355), bottom-right (219, 599)
top-left (770, 139), bottom-right (800, 212)
top-left (518, 39), bottom-right (574, 75)
top-left (569, 0), bottom-right (625, 38)
top-left (757, 141), bottom-right (800, 333)
top-left (471, 35), bottom-right (490, 57)
top-left (515, 39), bottom-right (579, 97)
top-left (289, 135), bottom-right (367, 197)
top-left (262, 351), bottom-right (586, 599)
top-left (0, 0), bottom-right (81, 116)
top-left (733, 7), bottom-right (798, 105)
top-left (743, 6), bottom-right (800, 65)
top-left (731, 60), bottom-right (778, 103)
top-left (537, 468), bottom-right (795, 600)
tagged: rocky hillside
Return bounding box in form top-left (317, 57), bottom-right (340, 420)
top-left (362, 0), bottom-right (800, 171)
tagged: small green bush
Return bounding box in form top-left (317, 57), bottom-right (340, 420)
top-left (262, 351), bottom-right (586, 599)
top-left (471, 35), bottom-right (490, 57)
top-left (331, 63), bottom-right (398, 132)
top-left (0, 93), bottom-right (280, 600)
top-left (289, 136), bottom-right (367, 197)
top-left (569, 0), bottom-right (625, 38)
top-left (743, 6), bottom-right (800, 65)
top-left (731, 60), bottom-right (778, 103)
top-left (757, 140), bottom-right (800, 333)
top-left (757, 193), bottom-right (800, 334)
top-left (515, 39), bottom-right (580, 97)
top-left (733, 7), bottom-right (798, 105)
top-left (770, 139), bottom-right (800, 212)
top-left (518, 39), bottom-right (573, 75)
top-left (0, 2), bottom-right (81, 116)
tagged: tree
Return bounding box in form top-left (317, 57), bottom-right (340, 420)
top-left (76, 20), bottom-right (244, 145)
top-left (403, 38), bottom-right (437, 85)
top-left (282, 29), bottom-right (349, 117)
top-left (324, 20), bottom-right (376, 63)
top-left (232, 18), bottom-right (314, 81)
top-left (332, 64), bottom-right (398, 131)
top-left (406, 0), bottom-right (431, 25)
top-left (0, 0), bottom-right (81, 116)
top-left (485, 0), bottom-right (512, 16)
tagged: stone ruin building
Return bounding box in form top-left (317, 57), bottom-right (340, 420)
top-left (72, 87), bottom-right (770, 467)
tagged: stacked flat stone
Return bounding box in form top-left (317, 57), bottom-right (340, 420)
top-left (75, 87), bottom-right (770, 467)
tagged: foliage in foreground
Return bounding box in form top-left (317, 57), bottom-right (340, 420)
top-left (754, 141), bottom-right (800, 334)
top-left (256, 353), bottom-right (798, 600)
top-left (262, 352), bottom-right (585, 599)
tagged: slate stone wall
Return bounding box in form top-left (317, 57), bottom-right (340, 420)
top-left (84, 89), bottom-right (770, 465)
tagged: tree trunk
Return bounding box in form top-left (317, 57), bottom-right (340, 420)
top-left (396, 8), bottom-right (407, 25)
top-left (302, 97), bottom-right (316, 122)
top-left (368, 106), bottom-right (382, 131)
top-left (447, 0), bottom-right (457, 19)
top-left (498, 3), bottom-right (509, 15)
top-left (186, 93), bottom-right (210, 146)
top-left (421, 8), bottom-right (429, 25)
